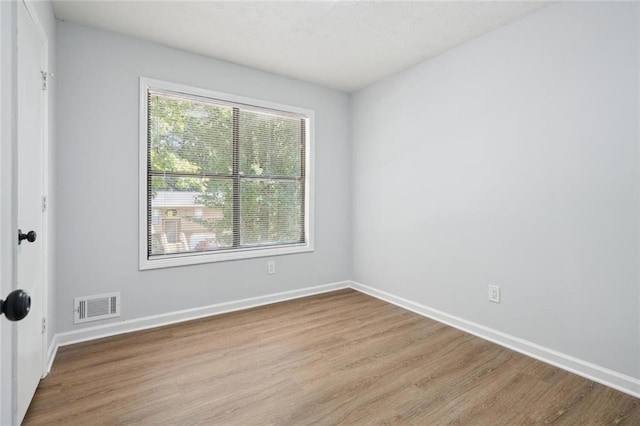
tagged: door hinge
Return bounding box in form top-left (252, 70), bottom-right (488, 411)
top-left (42, 195), bottom-right (47, 212)
top-left (41, 71), bottom-right (48, 91)
top-left (42, 317), bottom-right (46, 334)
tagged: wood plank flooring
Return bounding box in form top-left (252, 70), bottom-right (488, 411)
top-left (24, 289), bottom-right (640, 425)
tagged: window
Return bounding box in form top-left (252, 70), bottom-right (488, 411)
top-left (139, 78), bottom-right (314, 269)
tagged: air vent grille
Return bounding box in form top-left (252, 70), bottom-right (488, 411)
top-left (74, 292), bottom-right (120, 324)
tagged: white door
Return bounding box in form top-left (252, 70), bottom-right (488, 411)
top-left (16, 0), bottom-right (45, 422)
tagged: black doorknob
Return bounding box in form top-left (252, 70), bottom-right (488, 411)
top-left (18, 229), bottom-right (36, 244)
top-left (0, 289), bottom-right (30, 321)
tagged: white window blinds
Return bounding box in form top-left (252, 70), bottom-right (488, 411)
top-left (145, 86), bottom-right (308, 262)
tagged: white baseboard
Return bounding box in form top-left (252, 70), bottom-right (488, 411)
top-left (55, 281), bottom-right (350, 348)
top-left (45, 334), bottom-right (57, 376)
top-left (349, 280), bottom-right (640, 400)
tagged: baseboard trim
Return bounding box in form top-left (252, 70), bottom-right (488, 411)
top-left (55, 281), bottom-right (350, 349)
top-left (45, 334), bottom-right (58, 376)
top-left (349, 281), bottom-right (640, 399)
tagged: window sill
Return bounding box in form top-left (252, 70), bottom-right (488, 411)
top-left (139, 243), bottom-right (313, 270)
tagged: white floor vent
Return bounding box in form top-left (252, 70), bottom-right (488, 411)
top-left (74, 292), bottom-right (121, 324)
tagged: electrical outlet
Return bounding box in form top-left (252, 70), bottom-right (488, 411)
top-left (267, 261), bottom-right (276, 275)
top-left (488, 285), bottom-right (501, 303)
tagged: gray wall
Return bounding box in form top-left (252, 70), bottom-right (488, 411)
top-left (56, 22), bottom-right (350, 333)
top-left (351, 2), bottom-right (640, 377)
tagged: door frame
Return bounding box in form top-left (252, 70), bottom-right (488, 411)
top-left (0, 3), bottom-right (8, 424)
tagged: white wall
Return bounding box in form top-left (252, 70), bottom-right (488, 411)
top-left (351, 2), bottom-right (640, 378)
top-left (55, 22), bottom-right (350, 334)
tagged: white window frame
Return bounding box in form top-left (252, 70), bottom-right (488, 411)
top-left (139, 77), bottom-right (315, 270)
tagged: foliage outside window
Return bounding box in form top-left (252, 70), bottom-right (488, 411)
top-left (139, 78), bottom-right (313, 269)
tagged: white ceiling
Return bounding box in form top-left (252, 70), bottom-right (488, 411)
top-left (52, 1), bottom-right (549, 93)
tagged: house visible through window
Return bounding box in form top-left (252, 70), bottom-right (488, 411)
top-left (163, 219), bottom-right (180, 244)
top-left (139, 78), bottom-right (314, 269)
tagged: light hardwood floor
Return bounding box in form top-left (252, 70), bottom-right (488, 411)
top-left (24, 289), bottom-right (640, 425)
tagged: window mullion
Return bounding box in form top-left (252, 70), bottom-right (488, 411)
top-left (232, 107), bottom-right (240, 248)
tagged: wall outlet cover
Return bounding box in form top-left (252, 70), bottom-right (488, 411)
top-left (488, 285), bottom-right (501, 303)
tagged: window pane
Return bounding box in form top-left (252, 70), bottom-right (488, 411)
top-left (240, 179), bottom-right (303, 246)
top-left (239, 110), bottom-right (302, 177)
top-left (150, 176), bottom-right (233, 255)
top-left (149, 92), bottom-right (233, 175)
